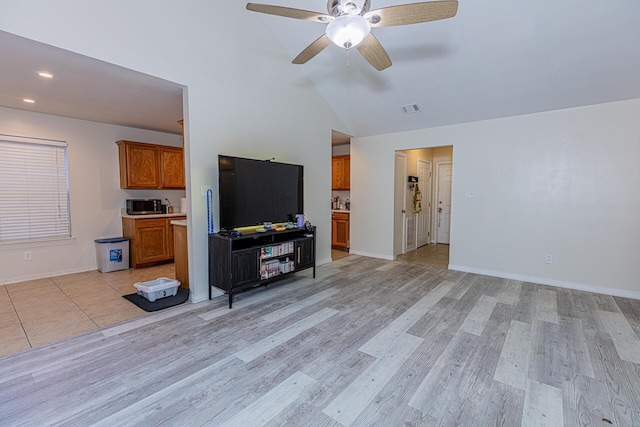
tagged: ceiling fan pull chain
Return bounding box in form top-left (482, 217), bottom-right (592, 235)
top-left (346, 47), bottom-right (351, 69)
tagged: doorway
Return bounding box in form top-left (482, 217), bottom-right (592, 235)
top-left (331, 130), bottom-right (352, 260)
top-left (395, 146), bottom-right (452, 268)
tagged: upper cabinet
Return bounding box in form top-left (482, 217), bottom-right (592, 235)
top-left (159, 146), bottom-right (185, 188)
top-left (332, 155), bottom-right (350, 190)
top-left (116, 140), bottom-right (185, 189)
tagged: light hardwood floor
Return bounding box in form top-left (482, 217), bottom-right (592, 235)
top-left (1, 255), bottom-right (639, 426)
top-left (0, 263), bottom-right (175, 357)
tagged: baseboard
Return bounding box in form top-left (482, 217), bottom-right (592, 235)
top-left (190, 287), bottom-right (223, 303)
top-left (348, 250), bottom-right (394, 261)
top-left (448, 264), bottom-right (640, 300)
top-left (317, 257), bottom-right (332, 266)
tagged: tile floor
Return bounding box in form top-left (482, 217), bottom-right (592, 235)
top-left (397, 243), bottom-right (449, 268)
top-left (0, 263), bottom-right (175, 358)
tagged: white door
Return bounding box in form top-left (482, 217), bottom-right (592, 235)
top-left (406, 215), bottom-right (416, 252)
top-left (417, 159), bottom-right (431, 247)
top-left (394, 153), bottom-right (407, 256)
top-left (436, 163), bottom-right (452, 244)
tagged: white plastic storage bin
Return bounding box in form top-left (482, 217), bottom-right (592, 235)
top-left (134, 278), bottom-right (180, 302)
top-left (94, 237), bottom-right (130, 273)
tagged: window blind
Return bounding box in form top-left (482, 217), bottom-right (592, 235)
top-left (0, 135), bottom-right (71, 242)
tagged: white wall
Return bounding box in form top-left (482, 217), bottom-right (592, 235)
top-left (352, 99), bottom-right (640, 298)
top-left (0, 2), bottom-right (347, 301)
top-left (0, 106), bottom-right (184, 284)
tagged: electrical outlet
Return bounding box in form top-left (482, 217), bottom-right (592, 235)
top-left (24, 251), bottom-right (32, 261)
top-left (545, 254), bottom-right (552, 264)
top-left (201, 185), bottom-right (212, 196)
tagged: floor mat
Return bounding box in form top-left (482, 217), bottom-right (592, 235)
top-left (123, 288), bottom-right (189, 312)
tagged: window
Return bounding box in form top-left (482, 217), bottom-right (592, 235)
top-left (0, 134), bottom-right (71, 243)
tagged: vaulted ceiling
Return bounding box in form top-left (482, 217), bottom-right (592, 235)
top-left (1, 0), bottom-right (639, 138)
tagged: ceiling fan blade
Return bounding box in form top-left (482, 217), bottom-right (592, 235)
top-left (246, 3), bottom-right (332, 23)
top-left (292, 34), bottom-right (332, 64)
top-left (365, 0), bottom-right (458, 27)
top-left (357, 34), bottom-right (392, 71)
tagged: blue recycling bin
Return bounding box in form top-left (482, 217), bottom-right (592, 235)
top-left (94, 237), bottom-right (130, 272)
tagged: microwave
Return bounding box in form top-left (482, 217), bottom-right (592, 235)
top-left (126, 199), bottom-right (163, 215)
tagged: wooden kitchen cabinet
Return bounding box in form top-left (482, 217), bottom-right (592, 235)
top-left (117, 141), bottom-right (159, 188)
top-left (123, 216), bottom-right (186, 268)
top-left (167, 218), bottom-right (176, 259)
top-left (133, 218), bottom-right (168, 264)
top-left (332, 155), bottom-right (350, 190)
top-left (167, 216), bottom-right (187, 259)
top-left (173, 222), bottom-right (189, 289)
top-left (331, 212), bottom-right (350, 249)
top-left (160, 146), bottom-right (185, 189)
top-left (116, 140), bottom-right (185, 189)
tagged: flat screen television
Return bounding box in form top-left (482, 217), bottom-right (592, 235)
top-left (218, 155), bottom-right (303, 230)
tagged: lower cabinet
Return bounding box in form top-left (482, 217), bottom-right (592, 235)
top-left (295, 238), bottom-right (315, 269)
top-left (123, 216), bottom-right (186, 268)
top-left (136, 219), bottom-right (168, 263)
top-left (173, 223), bottom-right (189, 289)
top-left (232, 248), bottom-right (261, 288)
top-left (332, 212), bottom-right (349, 249)
top-left (209, 227), bottom-right (316, 308)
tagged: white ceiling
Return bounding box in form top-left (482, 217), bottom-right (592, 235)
top-left (1, 1), bottom-right (639, 139)
top-left (259, 0), bottom-right (640, 137)
top-left (0, 30), bottom-right (184, 135)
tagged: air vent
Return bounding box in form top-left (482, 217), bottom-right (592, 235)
top-left (401, 104), bottom-right (420, 114)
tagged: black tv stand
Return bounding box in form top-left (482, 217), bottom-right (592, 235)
top-left (208, 226), bottom-right (316, 308)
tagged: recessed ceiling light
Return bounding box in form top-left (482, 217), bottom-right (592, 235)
top-left (401, 104), bottom-right (420, 114)
top-left (37, 71), bottom-right (54, 79)
top-left (23, 98), bottom-right (36, 103)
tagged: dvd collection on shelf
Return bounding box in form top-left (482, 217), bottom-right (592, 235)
top-left (260, 242), bottom-right (296, 279)
top-left (260, 242), bottom-right (294, 259)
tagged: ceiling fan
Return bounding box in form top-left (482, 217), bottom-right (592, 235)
top-left (246, 0), bottom-right (458, 71)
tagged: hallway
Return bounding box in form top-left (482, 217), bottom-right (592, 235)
top-left (397, 243), bottom-right (449, 269)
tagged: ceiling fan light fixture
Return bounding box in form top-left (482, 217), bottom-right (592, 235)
top-left (325, 14), bottom-right (371, 48)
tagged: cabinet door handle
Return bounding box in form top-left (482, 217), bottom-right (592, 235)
top-left (297, 247), bottom-right (300, 263)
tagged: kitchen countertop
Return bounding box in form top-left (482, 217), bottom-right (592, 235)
top-left (121, 212), bottom-right (187, 219)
